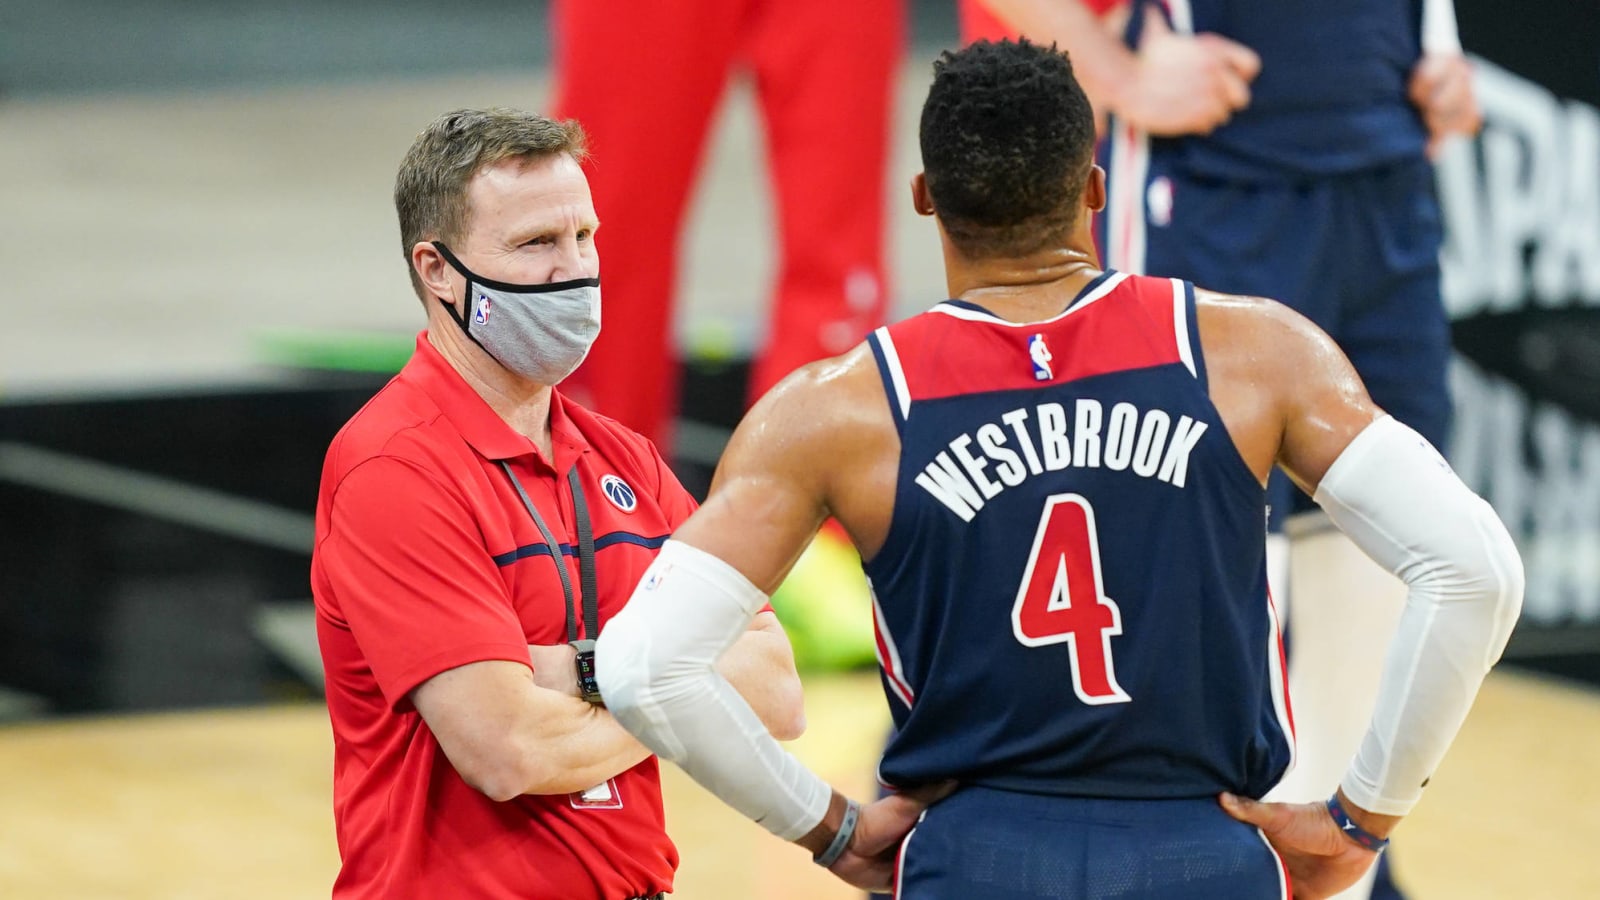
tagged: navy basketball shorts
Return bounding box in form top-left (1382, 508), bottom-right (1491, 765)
top-left (894, 788), bottom-right (1287, 899)
top-left (1114, 154), bottom-right (1452, 528)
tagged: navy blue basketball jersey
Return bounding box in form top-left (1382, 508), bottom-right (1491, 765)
top-left (1121, 0), bottom-right (1427, 179)
top-left (862, 271), bottom-right (1295, 801)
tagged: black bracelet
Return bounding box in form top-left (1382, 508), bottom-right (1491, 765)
top-left (1326, 793), bottom-right (1389, 852)
top-left (812, 798), bottom-right (861, 868)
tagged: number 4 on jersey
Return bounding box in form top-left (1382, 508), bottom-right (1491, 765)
top-left (1011, 494), bottom-right (1132, 705)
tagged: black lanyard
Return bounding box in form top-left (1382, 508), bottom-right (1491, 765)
top-left (500, 462), bottom-right (598, 642)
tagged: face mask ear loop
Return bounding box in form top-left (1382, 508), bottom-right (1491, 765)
top-left (430, 241), bottom-right (476, 338)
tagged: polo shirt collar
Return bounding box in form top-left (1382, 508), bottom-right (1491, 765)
top-left (404, 332), bottom-right (589, 471)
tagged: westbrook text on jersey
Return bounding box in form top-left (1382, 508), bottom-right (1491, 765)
top-left (914, 398), bottom-right (1209, 522)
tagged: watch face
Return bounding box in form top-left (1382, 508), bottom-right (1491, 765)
top-left (574, 647), bottom-right (603, 705)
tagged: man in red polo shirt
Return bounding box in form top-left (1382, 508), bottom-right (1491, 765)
top-left (311, 108), bottom-right (806, 900)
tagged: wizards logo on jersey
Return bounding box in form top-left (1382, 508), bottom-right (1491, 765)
top-left (1029, 333), bottom-right (1054, 381)
top-left (473, 294), bottom-right (492, 325)
top-left (601, 474), bottom-right (638, 512)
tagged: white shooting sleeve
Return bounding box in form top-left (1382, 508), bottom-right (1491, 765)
top-left (595, 540), bottom-right (831, 840)
top-left (1421, 0), bottom-right (1463, 54)
top-left (1313, 416), bottom-right (1523, 815)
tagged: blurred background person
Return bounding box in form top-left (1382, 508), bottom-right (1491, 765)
top-left (549, 0), bottom-right (905, 451)
top-left (954, 1), bottom-right (1482, 898)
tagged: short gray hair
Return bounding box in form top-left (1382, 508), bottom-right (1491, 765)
top-left (394, 108), bottom-right (588, 299)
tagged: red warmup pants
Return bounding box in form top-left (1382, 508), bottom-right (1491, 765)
top-left (551, 0), bottom-right (904, 447)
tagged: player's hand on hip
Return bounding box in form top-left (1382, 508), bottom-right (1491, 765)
top-left (527, 643), bottom-right (580, 698)
top-left (825, 782), bottom-right (957, 891)
top-left (1120, 14), bottom-right (1261, 136)
top-left (1409, 52), bottom-right (1483, 157)
top-left (1219, 792), bottom-right (1379, 900)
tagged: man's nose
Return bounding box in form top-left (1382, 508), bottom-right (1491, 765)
top-left (547, 236), bottom-right (593, 283)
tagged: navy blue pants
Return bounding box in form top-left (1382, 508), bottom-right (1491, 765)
top-left (1108, 154), bottom-right (1452, 527)
top-left (894, 788), bottom-right (1286, 900)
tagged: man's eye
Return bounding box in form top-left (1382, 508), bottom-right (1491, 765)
top-left (576, 230), bottom-right (592, 241)
top-left (524, 236), bottom-right (552, 247)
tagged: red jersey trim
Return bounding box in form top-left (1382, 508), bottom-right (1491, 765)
top-left (885, 273), bottom-right (1189, 405)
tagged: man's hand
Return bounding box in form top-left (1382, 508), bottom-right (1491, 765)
top-left (527, 643), bottom-right (579, 698)
top-left (1219, 792), bottom-right (1379, 900)
top-left (825, 783), bottom-right (957, 892)
top-left (1409, 52), bottom-right (1482, 157)
top-left (1115, 14), bottom-right (1261, 135)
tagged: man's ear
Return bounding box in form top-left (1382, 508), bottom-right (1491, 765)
top-left (911, 173), bottom-right (936, 217)
top-left (1085, 164), bottom-right (1107, 214)
top-left (411, 241), bottom-right (456, 306)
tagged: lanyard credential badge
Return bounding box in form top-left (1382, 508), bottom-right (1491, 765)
top-left (499, 462), bottom-right (616, 810)
top-left (499, 462), bottom-right (604, 706)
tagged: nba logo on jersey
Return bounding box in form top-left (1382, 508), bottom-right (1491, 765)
top-left (1029, 333), bottom-right (1053, 381)
top-left (473, 294), bottom-right (492, 325)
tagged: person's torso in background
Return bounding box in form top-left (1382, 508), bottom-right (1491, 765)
top-left (1128, 0), bottom-right (1428, 179)
top-left (862, 272), bottom-right (1292, 800)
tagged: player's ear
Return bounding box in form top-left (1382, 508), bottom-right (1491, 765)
top-left (1084, 165), bottom-right (1107, 213)
top-left (910, 173), bottom-right (936, 217)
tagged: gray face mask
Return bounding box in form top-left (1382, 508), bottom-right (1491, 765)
top-left (432, 242), bottom-right (601, 386)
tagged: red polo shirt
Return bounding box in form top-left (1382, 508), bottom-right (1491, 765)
top-left (312, 333), bottom-right (693, 900)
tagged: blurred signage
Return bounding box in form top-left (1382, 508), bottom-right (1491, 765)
top-left (1440, 4), bottom-right (1600, 629)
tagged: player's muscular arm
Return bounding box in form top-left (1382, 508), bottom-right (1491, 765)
top-left (596, 350), bottom-right (932, 891)
top-left (1194, 291), bottom-right (1382, 488)
top-left (528, 612), bottom-right (805, 740)
top-left (1206, 294), bottom-right (1523, 899)
top-left (1193, 292), bottom-right (1372, 488)
top-left (673, 344), bottom-right (898, 579)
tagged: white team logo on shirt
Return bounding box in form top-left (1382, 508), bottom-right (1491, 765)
top-left (1147, 176), bottom-right (1174, 227)
top-left (1029, 333), bottom-right (1054, 381)
top-left (600, 474), bottom-right (637, 512)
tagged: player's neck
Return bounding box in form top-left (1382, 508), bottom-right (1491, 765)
top-left (947, 244), bottom-right (1103, 323)
top-left (428, 324), bottom-right (555, 458)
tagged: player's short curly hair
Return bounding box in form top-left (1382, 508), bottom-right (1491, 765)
top-left (394, 108), bottom-right (588, 301)
top-left (919, 39), bottom-right (1096, 259)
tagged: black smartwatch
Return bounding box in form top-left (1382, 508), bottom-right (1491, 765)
top-left (570, 639), bottom-right (604, 706)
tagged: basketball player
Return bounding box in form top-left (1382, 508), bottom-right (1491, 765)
top-left (954, 4), bottom-right (1483, 897)
top-left (595, 41), bottom-right (1521, 898)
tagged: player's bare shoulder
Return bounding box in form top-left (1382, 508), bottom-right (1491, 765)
top-left (1192, 288), bottom-right (1365, 483)
top-left (1196, 283), bottom-right (1356, 389)
top-left (740, 343), bottom-right (897, 451)
top-left (719, 342), bottom-right (898, 486)
top-left (715, 341), bottom-right (901, 554)
top-left (1193, 287), bottom-right (1381, 485)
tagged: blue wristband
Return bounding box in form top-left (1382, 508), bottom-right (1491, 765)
top-left (812, 798), bottom-right (860, 868)
top-left (1326, 793), bottom-right (1389, 852)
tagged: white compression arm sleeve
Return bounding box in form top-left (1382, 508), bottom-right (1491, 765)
top-left (595, 540), bottom-right (831, 841)
top-left (1314, 416), bottom-right (1523, 815)
top-left (1421, 0), bottom-right (1463, 54)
